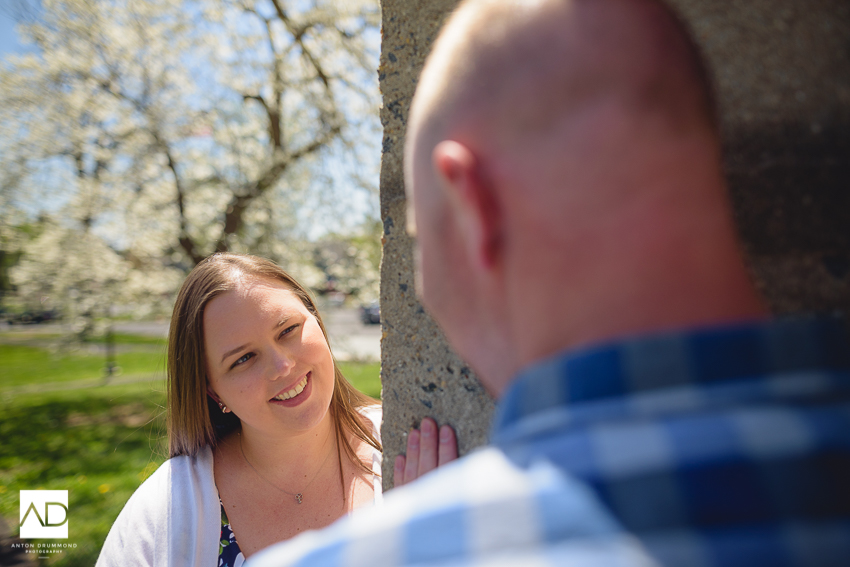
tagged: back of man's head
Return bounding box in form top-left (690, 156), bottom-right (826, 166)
top-left (406, 0), bottom-right (766, 394)
top-left (409, 0), bottom-right (717, 164)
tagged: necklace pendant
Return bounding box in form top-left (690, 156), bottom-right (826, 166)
top-left (295, 493), bottom-right (302, 504)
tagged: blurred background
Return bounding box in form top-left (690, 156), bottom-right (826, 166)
top-left (0, 0), bottom-right (383, 563)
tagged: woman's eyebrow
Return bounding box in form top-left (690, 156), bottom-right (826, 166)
top-left (221, 344), bottom-right (248, 364)
top-left (218, 315), bottom-right (295, 364)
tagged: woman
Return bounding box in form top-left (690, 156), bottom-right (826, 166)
top-left (97, 253), bottom-right (456, 566)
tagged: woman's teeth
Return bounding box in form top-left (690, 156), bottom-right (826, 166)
top-left (273, 375), bottom-right (308, 401)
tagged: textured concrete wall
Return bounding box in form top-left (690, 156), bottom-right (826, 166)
top-left (379, 0), bottom-right (850, 491)
top-left (670, 0), bottom-right (850, 314)
top-left (378, 0), bottom-right (485, 492)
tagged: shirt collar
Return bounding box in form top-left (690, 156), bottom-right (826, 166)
top-left (492, 317), bottom-right (850, 439)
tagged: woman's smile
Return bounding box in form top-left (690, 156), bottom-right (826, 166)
top-left (269, 371), bottom-right (312, 407)
top-left (203, 277), bottom-right (336, 435)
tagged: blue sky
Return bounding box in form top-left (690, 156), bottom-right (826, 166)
top-left (0, 10), bottom-right (21, 56)
top-left (0, 0), bottom-right (42, 57)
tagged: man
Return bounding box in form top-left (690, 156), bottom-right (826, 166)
top-left (250, 0), bottom-right (850, 565)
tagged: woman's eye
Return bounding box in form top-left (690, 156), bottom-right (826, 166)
top-left (278, 324), bottom-right (299, 339)
top-left (231, 353), bottom-right (254, 369)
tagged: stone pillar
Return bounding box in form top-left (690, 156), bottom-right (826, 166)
top-left (378, 0), bottom-right (489, 492)
top-left (668, 0), bottom-right (850, 314)
top-left (378, 0), bottom-right (850, 491)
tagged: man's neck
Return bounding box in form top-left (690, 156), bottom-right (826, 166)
top-left (505, 205), bottom-right (768, 387)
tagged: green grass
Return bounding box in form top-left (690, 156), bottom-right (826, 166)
top-left (0, 331), bottom-right (65, 342)
top-left (84, 333), bottom-right (168, 346)
top-left (0, 344), bottom-right (166, 391)
top-left (0, 382), bottom-right (168, 566)
top-left (0, 339), bottom-right (380, 565)
top-left (338, 361), bottom-right (381, 399)
top-left (0, 331), bottom-right (167, 346)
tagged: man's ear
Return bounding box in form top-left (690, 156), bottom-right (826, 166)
top-left (432, 140), bottom-right (501, 270)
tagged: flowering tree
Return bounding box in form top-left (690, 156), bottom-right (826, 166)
top-left (1, 0), bottom-right (381, 325)
top-left (311, 219), bottom-right (382, 302)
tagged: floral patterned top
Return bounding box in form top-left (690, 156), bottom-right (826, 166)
top-left (219, 501), bottom-right (245, 567)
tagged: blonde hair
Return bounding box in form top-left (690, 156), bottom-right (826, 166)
top-left (167, 253), bottom-right (381, 482)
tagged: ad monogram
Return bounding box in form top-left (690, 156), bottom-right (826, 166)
top-left (19, 490), bottom-right (69, 539)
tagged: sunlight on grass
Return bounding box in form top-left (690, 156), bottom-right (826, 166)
top-left (338, 361), bottom-right (381, 399)
top-left (0, 338), bottom-right (380, 565)
top-left (0, 344), bottom-right (166, 391)
top-left (0, 382), bottom-right (168, 565)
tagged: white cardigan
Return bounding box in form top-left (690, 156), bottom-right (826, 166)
top-left (96, 407), bottom-right (382, 567)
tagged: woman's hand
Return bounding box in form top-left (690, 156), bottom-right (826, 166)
top-left (393, 417), bottom-right (458, 487)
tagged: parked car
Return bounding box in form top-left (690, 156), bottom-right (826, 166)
top-left (7, 309), bottom-right (60, 325)
top-left (360, 301), bottom-right (380, 325)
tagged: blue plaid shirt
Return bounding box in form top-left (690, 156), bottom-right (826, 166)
top-left (249, 318), bottom-right (850, 567)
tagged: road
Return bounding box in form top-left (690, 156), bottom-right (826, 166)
top-left (1, 308), bottom-right (382, 362)
top-left (320, 307), bottom-right (382, 362)
top-left (111, 308), bottom-right (382, 361)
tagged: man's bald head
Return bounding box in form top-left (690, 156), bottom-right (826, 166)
top-left (405, 0), bottom-right (764, 391)
top-left (406, 0), bottom-right (717, 204)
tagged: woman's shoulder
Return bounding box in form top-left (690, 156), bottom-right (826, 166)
top-left (113, 448), bottom-right (214, 519)
top-left (162, 447), bottom-right (215, 478)
top-left (96, 447), bottom-right (217, 566)
top-left (358, 404), bottom-right (382, 437)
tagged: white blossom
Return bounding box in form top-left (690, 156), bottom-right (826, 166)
top-left (1, 0), bottom-right (381, 330)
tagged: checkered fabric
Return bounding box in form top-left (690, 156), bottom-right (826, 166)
top-left (248, 317), bottom-right (850, 567)
top-left (249, 448), bottom-right (657, 567)
top-left (494, 317), bottom-right (850, 566)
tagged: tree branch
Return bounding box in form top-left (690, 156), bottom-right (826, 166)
top-left (243, 93), bottom-right (282, 150)
top-left (153, 133), bottom-right (204, 264)
top-left (214, 122), bottom-right (341, 253)
top-left (270, 0), bottom-right (331, 93)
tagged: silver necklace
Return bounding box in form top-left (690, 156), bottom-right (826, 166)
top-left (239, 433), bottom-right (335, 504)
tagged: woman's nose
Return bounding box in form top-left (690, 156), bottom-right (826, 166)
top-left (268, 346), bottom-right (295, 378)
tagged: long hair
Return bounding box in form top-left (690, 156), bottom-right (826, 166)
top-left (167, 253), bottom-right (381, 481)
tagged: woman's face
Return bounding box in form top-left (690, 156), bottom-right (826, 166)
top-left (203, 276), bottom-right (336, 438)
